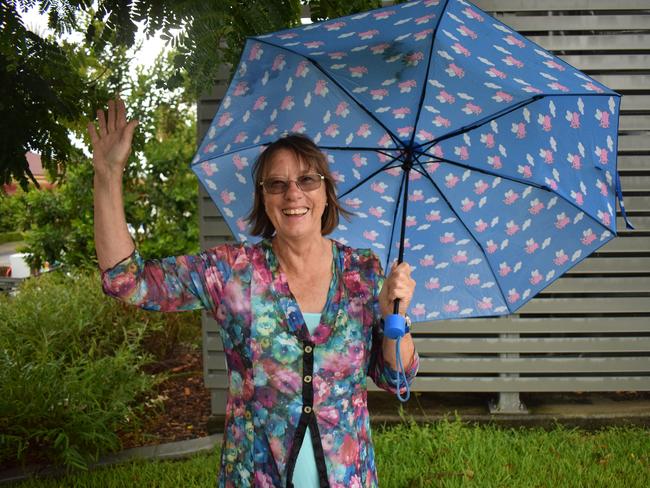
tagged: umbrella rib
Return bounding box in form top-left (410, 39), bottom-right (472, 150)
top-left (412, 151), bottom-right (603, 224)
top-left (414, 152), bottom-right (549, 192)
top-left (316, 145), bottom-right (399, 156)
top-left (192, 144), bottom-right (401, 170)
top-left (251, 37), bottom-right (404, 149)
top-left (408, 0), bottom-right (451, 149)
top-left (337, 154), bottom-right (404, 200)
top-left (419, 95), bottom-right (544, 154)
top-left (190, 142), bottom-right (266, 168)
top-left (418, 92), bottom-right (615, 156)
top-left (413, 156), bottom-right (512, 311)
top-left (412, 150), bottom-right (612, 230)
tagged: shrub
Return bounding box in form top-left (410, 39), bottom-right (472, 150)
top-left (0, 270), bottom-right (198, 470)
top-left (0, 191), bottom-right (26, 234)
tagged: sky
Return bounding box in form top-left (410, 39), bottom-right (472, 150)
top-left (18, 5), bottom-right (174, 158)
top-left (18, 4), bottom-right (312, 68)
top-left (18, 5), bottom-right (169, 72)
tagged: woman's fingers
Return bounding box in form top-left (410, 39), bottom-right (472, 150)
top-left (87, 122), bottom-right (99, 146)
top-left (385, 262), bottom-right (415, 300)
top-left (107, 99), bottom-right (117, 132)
top-left (97, 109), bottom-right (107, 137)
top-left (380, 262), bottom-right (415, 317)
top-left (89, 97), bottom-right (139, 176)
top-left (123, 119), bottom-right (139, 146)
top-left (116, 98), bottom-right (127, 129)
top-left (93, 98), bottom-right (134, 140)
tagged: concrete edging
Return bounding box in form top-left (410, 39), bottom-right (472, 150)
top-left (0, 433), bottom-right (223, 485)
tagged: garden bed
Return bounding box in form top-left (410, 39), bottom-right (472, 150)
top-left (117, 345), bottom-right (211, 450)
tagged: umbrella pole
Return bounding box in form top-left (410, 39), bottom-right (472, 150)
top-left (383, 151), bottom-right (413, 402)
top-left (394, 153), bottom-right (411, 314)
top-left (386, 150), bottom-right (412, 328)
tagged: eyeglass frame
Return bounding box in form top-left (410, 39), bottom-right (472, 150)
top-left (259, 173), bottom-right (325, 194)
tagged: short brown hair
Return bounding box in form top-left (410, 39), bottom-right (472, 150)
top-left (247, 134), bottom-right (352, 238)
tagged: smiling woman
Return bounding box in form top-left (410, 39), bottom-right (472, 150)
top-left (247, 135), bottom-right (350, 240)
top-left (91, 100), bottom-right (418, 488)
top-left (260, 148), bottom-right (329, 243)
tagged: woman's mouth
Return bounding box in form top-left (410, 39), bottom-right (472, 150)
top-left (282, 207), bottom-right (309, 216)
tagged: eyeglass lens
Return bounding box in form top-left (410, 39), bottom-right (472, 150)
top-left (263, 174), bottom-right (323, 194)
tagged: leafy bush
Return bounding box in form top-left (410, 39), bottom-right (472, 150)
top-left (0, 191), bottom-right (26, 233)
top-left (0, 270), bottom-right (199, 470)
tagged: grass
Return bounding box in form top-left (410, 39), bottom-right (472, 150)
top-left (11, 420), bottom-right (650, 487)
top-left (374, 420), bottom-right (650, 487)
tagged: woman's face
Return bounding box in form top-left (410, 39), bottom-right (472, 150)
top-left (262, 148), bottom-right (327, 242)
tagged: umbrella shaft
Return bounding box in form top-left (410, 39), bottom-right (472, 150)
top-left (397, 153), bottom-right (412, 265)
top-left (394, 152), bottom-right (412, 316)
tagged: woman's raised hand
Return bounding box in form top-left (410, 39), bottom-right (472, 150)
top-left (90, 97), bottom-right (139, 270)
top-left (87, 97), bottom-right (139, 179)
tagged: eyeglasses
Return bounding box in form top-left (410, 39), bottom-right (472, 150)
top-left (260, 173), bottom-right (324, 194)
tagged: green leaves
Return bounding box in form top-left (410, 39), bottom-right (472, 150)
top-left (0, 3), bottom-right (101, 190)
top-left (0, 271), bottom-right (154, 469)
top-left (0, 269), bottom-right (201, 469)
top-left (2, 0), bottom-right (385, 186)
top-left (7, 45), bottom-right (199, 270)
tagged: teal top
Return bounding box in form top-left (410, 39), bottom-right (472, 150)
top-left (291, 312), bottom-right (321, 487)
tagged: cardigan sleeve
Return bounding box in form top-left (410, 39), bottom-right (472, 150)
top-left (100, 244), bottom-right (244, 313)
top-left (362, 250), bottom-right (419, 394)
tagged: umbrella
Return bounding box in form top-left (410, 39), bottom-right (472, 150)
top-left (190, 0), bottom-right (631, 326)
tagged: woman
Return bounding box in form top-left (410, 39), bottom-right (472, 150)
top-left (89, 97), bottom-right (419, 488)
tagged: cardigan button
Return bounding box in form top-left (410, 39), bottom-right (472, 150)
top-left (304, 345), bottom-right (313, 353)
top-left (303, 375), bottom-right (312, 383)
top-left (303, 406), bottom-right (312, 414)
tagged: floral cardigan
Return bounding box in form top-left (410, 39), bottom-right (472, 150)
top-left (102, 239), bottom-right (419, 488)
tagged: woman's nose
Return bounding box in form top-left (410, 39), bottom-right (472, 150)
top-left (283, 180), bottom-right (303, 198)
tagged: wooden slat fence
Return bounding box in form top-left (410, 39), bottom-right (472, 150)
top-left (198, 0), bottom-right (650, 414)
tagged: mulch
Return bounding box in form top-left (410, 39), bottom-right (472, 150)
top-left (117, 345), bottom-right (213, 450)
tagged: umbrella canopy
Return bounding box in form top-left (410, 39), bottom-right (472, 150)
top-left (191, 0), bottom-right (628, 322)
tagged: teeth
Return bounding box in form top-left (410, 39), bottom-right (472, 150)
top-left (283, 208), bottom-right (308, 216)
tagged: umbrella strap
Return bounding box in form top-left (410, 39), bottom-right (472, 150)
top-left (616, 171), bottom-right (635, 230)
top-left (394, 337), bottom-right (411, 402)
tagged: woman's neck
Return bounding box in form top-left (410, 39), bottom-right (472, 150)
top-left (272, 234), bottom-right (331, 275)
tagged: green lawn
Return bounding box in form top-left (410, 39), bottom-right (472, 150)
top-left (12, 420), bottom-right (650, 487)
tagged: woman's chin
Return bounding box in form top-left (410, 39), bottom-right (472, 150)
top-left (275, 224), bottom-right (321, 242)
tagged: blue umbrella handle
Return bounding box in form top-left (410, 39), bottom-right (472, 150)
top-left (383, 312), bottom-right (410, 402)
top-left (384, 309), bottom-right (405, 339)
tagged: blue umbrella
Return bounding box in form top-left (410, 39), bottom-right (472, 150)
top-left (191, 0), bottom-right (631, 327)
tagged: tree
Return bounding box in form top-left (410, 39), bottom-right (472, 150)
top-left (0, 2), bottom-right (98, 189)
top-left (2, 0), bottom-right (385, 186)
top-left (16, 51), bottom-right (199, 270)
